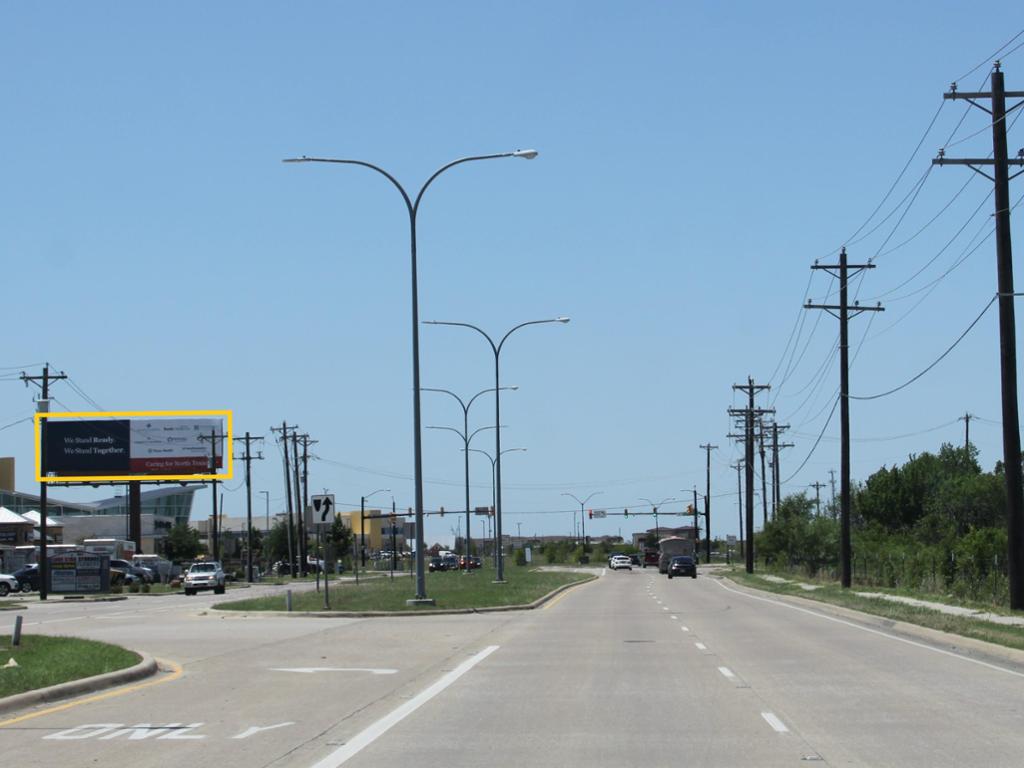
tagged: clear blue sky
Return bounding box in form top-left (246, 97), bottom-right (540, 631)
top-left (2, 2), bottom-right (1023, 545)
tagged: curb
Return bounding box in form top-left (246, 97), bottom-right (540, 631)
top-left (214, 574), bottom-right (599, 618)
top-left (0, 652), bottom-right (157, 717)
top-left (719, 574), bottom-right (1024, 669)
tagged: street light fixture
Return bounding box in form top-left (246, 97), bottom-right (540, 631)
top-left (639, 496), bottom-right (676, 541)
top-left (360, 488), bottom-right (390, 581)
top-left (562, 491), bottom-right (603, 546)
top-left (425, 317), bottom-right (569, 582)
top-left (466, 447), bottom-right (527, 565)
top-left (424, 385), bottom-right (516, 571)
top-left (286, 149), bottom-right (538, 604)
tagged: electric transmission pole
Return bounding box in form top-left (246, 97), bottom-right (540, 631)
top-left (198, 428), bottom-right (229, 562)
top-left (757, 420), bottom-right (769, 526)
top-left (934, 63), bottom-right (1024, 608)
top-left (809, 481), bottom-right (827, 516)
top-left (20, 364), bottom-right (67, 601)
top-left (699, 443), bottom-right (718, 562)
top-left (233, 432), bottom-right (264, 582)
top-left (730, 378), bottom-right (771, 573)
top-left (829, 469), bottom-right (837, 513)
top-left (770, 422), bottom-right (793, 518)
top-left (958, 412), bottom-right (974, 452)
top-left (291, 431), bottom-right (305, 573)
top-left (805, 247), bottom-right (884, 588)
top-left (271, 422), bottom-right (297, 578)
top-left (731, 460), bottom-right (744, 558)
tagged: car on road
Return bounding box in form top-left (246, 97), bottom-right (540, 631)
top-left (609, 555), bottom-right (633, 570)
top-left (428, 556), bottom-right (448, 572)
top-left (183, 561), bottom-right (226, 595)
top-left (667, 555), bottom-right (697, 579)
top-left (628, 554), bottom-right (641, 566)
top-left (458, 555), bottom-right (482, 569)
top-left (111, 558), bottom-right (153, 584)
top-left (11, 564), bottom-right (40, 592)
top-left (0, 572), bottom-right (18, 596)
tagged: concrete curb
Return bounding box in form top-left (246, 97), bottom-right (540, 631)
top-left (214, 574), bottom-right (599, 618)
top-left (719, 575), bottom-right (1024, 669)
top-left (0, 651), bottom-right (157, 717)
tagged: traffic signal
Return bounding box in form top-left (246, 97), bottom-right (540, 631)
top-left (623, 508), bottom-right (629, 518)
top-left (588, 510), bottom-right (593, 520)
top-left (439, 506), bottom-right (445, 517)
top-left (687, 504), bottom-right (694, 515)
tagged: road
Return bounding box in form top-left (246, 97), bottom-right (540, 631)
top-left (2, 568), bottom-right (1023, 767)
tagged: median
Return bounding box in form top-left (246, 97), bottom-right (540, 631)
top-left (0, 635), bottom-right (141, 700)
top-left (213, 567), bottom-right (594, 614)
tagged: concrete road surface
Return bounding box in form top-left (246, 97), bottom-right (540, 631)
top-left (2, 569), bottom-right (1023, 767)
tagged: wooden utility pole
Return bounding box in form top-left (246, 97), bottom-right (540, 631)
top-left (271, 422), bottom-right (297, 578)
top-left (198, 428), bottom-right (229, 561)
top-left (958, 412), bottom-right (974, 451)
top-left (699, 443), bottom-right (718, 562)
top-left (730, 378), bottom-right (771, 573)
top-left (20, 364), bottom-right (67, 601)
top-left (934, 63), bottom-right (1024, 608)
top-left (232, 432), bottom-right (264, 582)
top-left (805, 248), bottom-right (884, 588)
top-left (770, 422), bottom-right (793, 518)
top-left (731, 460), bottom-right (744, 557)
top-left (809, 481), bottom-right (827, 516)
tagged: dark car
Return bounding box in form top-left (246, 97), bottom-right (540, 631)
top-left (458, 555), bottom-right (482, 570)
top-left (12, 564), bottom-right (40, 592)
top-left (111, 558), bottom-right (151, 584)
top-left (428, 556), bottom-right (448, 572)
top-left (628, 554), bottom-right (641, 566)
top-left (667, 555), bottom-right (697, 579)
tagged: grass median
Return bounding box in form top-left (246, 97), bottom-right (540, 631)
top-left (725, 569), bottom-right (1024, 652)
top-left (214, 566), bottom-right (593, 613)
top-left (0, 635), bottom-right (140, 698)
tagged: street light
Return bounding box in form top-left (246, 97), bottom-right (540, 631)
top-left (360, 488), bottom-right (390, 582)
top-left (639, 497), bottom-right (676, 541)
top-left (425, 317), bottom-right (569, 582)
top-left (286, 149), bottom-right (538, 604)
top-left (562, 491), bottom-right (603, 547)
top-left (424, 386), bottom-right (516, 572)
top-left (465, 447), bottom-right (527, 569)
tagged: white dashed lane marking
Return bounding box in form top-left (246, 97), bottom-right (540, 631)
top-left (761, 712), bottom-right (789, 733)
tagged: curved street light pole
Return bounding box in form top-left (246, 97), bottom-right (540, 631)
top-left (639, 496), bottom-right (676, 541)
top-left (562, 491), bottom-right (603, 546)
top-left (425, 318), bottom-right (569, 582)
top-left (423, 387), bottom-right (516, 572)
top-left (285, 150), bottom-right (538, 602)
top-left (360, 488), bottom-right (390, 582)
top-left (466, 447), bottom-right (527, 566)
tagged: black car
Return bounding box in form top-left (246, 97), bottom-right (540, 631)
top-left (12, 563), bottom-right (40, 592)
top-left (667, 555), bottom-right (697, 579)
top-left (111, 558), bottom-right (151, 584)
top-left (428, 556), bottom-right (447, 572)
top-left (628, 554), bottom-right (641, 566)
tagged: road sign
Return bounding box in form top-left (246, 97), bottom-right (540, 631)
top-left (590, 510), bottom-right (607, 519)
top-left (312, 494), bottom-right (336, 527)
top-left (726, 535), bottom-right (737, 545)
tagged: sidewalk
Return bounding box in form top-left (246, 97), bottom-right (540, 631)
top-left (756, 574), bottom-right (1024, 627)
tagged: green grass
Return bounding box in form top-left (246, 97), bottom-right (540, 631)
top-left (0, 635), bottom-right (140, 697)
top-left (214, 566), bottom-right (592, 612)
top-left (726, 569), bottom-right (1024, 652)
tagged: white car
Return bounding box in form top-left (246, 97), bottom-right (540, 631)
top-left (609, 555), bottom-right (633, 571)
top-left (0, 572), bottom-right (19, 597)
top-left (183, 561), bottom-right (226, 595)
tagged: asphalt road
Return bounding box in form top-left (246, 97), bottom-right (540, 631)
top-left (2, 568), bottom-right (1024, 767)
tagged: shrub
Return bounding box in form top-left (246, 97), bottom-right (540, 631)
top-left (514, 548), bottom-right (527, 566)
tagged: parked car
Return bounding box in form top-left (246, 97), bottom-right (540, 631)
top-left (609, 555), bottom-right (633, 570)
top-left (667, 555), bottom-right (697, 579)
top-left (429, 556), bottom-right (460, 572)
top-left (11, 563), bottom-right (40, 592)
top-left (628, 554), bottom-right (641, 566)
top-left (109, 566), bottom-right (135, 586)
top-left (0, 572), bottom-right (18, 597)
top-left (183, 561), bottom-right (226, 595)
top-left (111, 558), bottom-right (152, 584)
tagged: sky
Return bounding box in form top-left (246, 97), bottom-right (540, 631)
top-left (2, 2), bottom-right (1023, 547)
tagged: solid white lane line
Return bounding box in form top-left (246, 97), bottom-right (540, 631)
top-left (718, 666), bottom-right (736, 680)
top-left (761, 712), bottom-right (789, 733)
top-left (308, 645), bottom-right (499, 768)
top-left (712, 578), bottom-right (1024, 680)
top-left (695, 642), bottom-right (707, 650)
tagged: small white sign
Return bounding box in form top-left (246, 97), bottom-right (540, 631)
top-left (590, 510), bottom-right (607, 519)
top-left (311, 494), bottom-right (336, 527)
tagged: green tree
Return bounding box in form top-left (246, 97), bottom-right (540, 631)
top-left (327, 515), bottom-right (353, 557)
top-left (264, 519), bottom-right (291, 563)
top-left (163, 522), bottom-right (202, 562)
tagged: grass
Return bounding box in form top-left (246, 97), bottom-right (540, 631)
top-left (0, 635), bottom-right (140, 698)
top-left (726, 569), bottom-right (1024, 652)
top-left (214, 566), bottom-right (592, 612)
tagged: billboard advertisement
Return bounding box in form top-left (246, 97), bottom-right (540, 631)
top-left (36, 410), bottom-right (231, 482)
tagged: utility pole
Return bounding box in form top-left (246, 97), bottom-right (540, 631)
top-left (291, 432), bottom-right (305, 574)
top-left (699, 444), bottom-right (717, 562)
top-left (198, 428), bottom-right (228, 562)
top-left (959, 412), bottom-right (974, 451)
top-left (934, 63), bottom-right (1024, 608)
top-left (805, 247), bottom-right (884, 588)
top-left (769, 423), bottom-right (793, 519)
top-left (809, 481), bottom-right (827, 516)
top-left (299, 434), bottom-right (318, 585)
top-left (730, 378), bottom-right (771, 573)
top-left (271, 423), bottom-right (297, 579)
top-left (757, 420), bottom-right (769, 527)
top-left (233, 432), bottom-right (264, 582)
top-left (731, 461), bottom-right (744, 558)
top-left (828, 469), bottom-right (837, 513)
top-left (20, 364), bottom-right (67, 601)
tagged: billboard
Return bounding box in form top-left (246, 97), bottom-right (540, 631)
top-left (36, 410), bottom-right (232, 482)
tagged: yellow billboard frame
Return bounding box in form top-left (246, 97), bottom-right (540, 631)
top-left (35, 409), bottom-right (233, 483)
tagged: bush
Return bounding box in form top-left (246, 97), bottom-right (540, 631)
top-left (128, 582), bottom-right (141, 594)
top-left (141, 583), bottom-right (150, 593)
top-left (514, 548), bottom-right (527, 566)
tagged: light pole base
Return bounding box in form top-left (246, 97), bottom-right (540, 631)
top-left (491, 579), bottom-right (507, 585)
top-left (406, 597), bottom-right (436, 607)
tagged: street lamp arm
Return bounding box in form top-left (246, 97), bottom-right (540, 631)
top-left (421, 387), bottom-right (467, 412)
top-left (561, 492), bottom-right (583, 506)
top-left (497, 317), bottom-right (571, 354)
top-left (282, 157), bottom-right (414, 216)
top-left (424, 320), bottom-right (498, 355)
top-left (468, 424), bottom-right (502, 444)
top-left (467, 385), bottom-right (516, 411)
top-left (413, 153), bottom-right (523, 214)
top-left (426, 425), bottom-right (467, 441)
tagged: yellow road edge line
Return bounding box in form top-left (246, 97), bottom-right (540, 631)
top-left (0, 658), bottom-right (183, 729)
top-left (542, 576), bottom-right (596, 611)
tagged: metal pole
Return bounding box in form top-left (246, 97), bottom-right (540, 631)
top-left (493, 351), bottom-right (505, 581)
top-left (464, 407), bottom-right (471, 572)
top-left (360, 496), bottom-right (366, 567)
top-left (281, 424), bottom-right (295, 579)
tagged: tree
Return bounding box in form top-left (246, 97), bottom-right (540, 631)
top-left (326, 515), bottom-right (353, 560)
top-left (163, 522), bottom-right (202, 562)
top-left (264, 519), bottom-right (291, 563)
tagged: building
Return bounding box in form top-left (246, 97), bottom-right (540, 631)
top-left (631, 526), bottom-right (697, 549)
